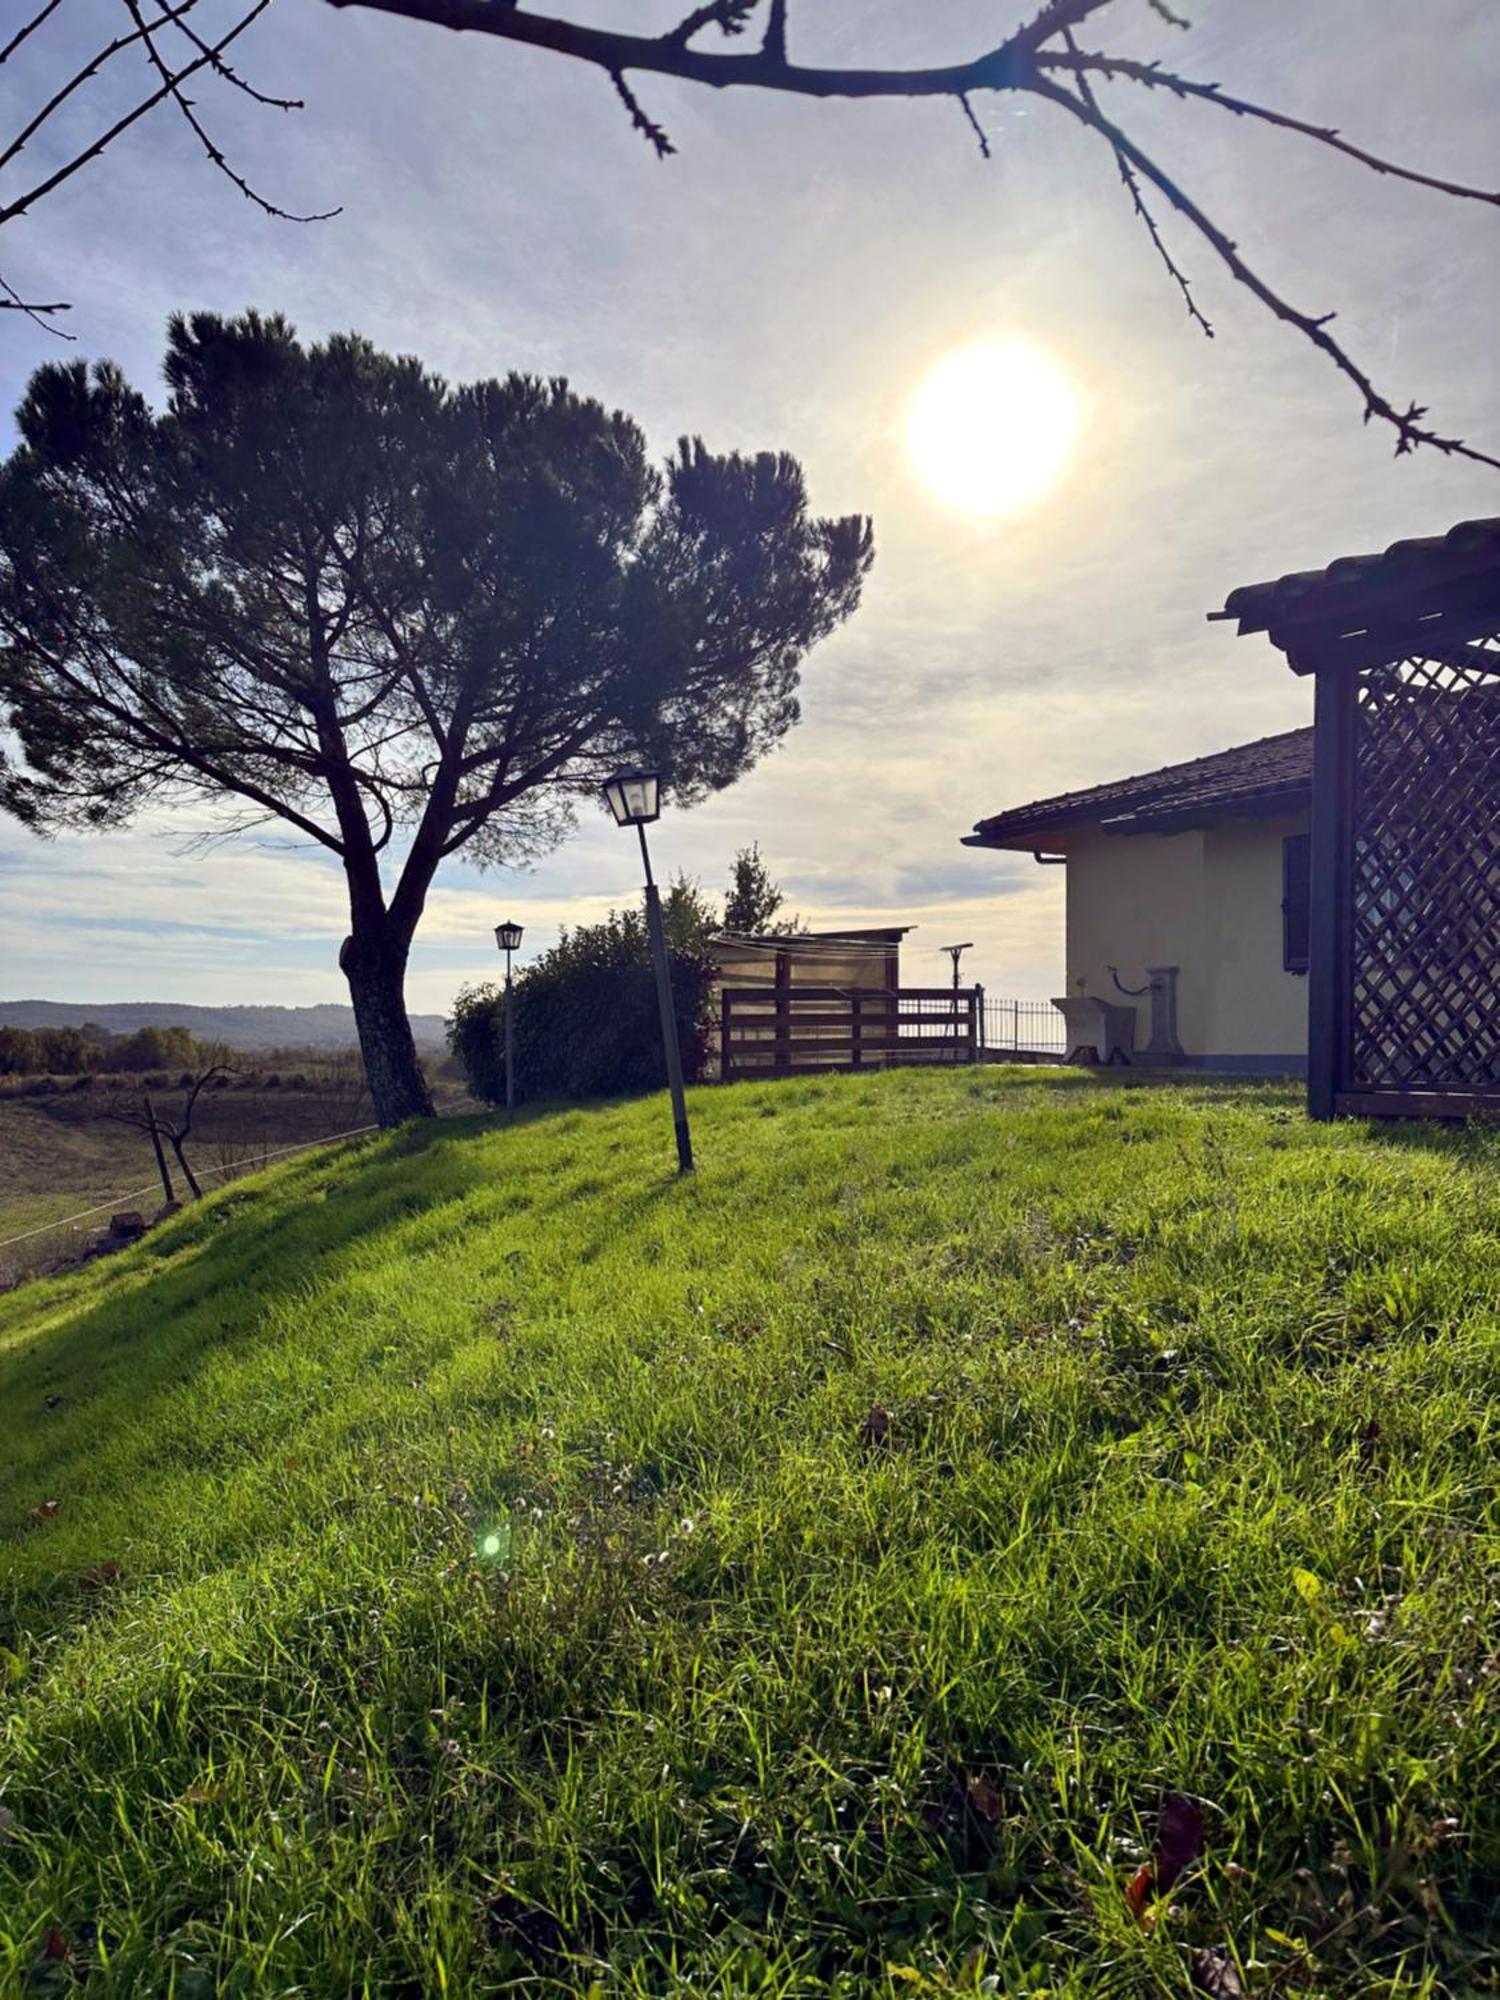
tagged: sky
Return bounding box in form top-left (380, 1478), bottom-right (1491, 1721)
top-left (1, 0), bottom-right (1498, 1015)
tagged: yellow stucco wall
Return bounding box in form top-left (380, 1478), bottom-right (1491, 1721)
top-left (1063, 813), bottom-right (1309, 1063)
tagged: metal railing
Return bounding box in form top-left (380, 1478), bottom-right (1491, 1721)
top-left (977, 993), bottom-right (1069, 1057)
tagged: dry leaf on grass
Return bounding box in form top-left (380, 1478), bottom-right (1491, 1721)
top-left (1189, 1947), bottom-right (1246, 1997)
top-left (176, 1780), bottom-right (226, 1806)
top-left (858, 1406), bottom-right (892, 1448)
top-left (1126, 1794), bottom-right (1206, 1918)
top-left (965, 1772), bottom-right (1002, 1823)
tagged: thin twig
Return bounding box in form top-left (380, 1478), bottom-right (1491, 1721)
top-left (664, 0), bottom-right (758, 50)
top-left (1033, 71), bottom-right (1500, 468)
top-left (608, 69), bottom-right (676, 158)
top-left (958, 91), bottom-right (991, 161)
top-left (145, 0), bottom-right (305, 111)
top-left (1, 0), bottom-right (66, 65)
top-left (0, 269), bottom-right (74, 337)
top-left (1038, 50), bottom-right (1500, 208)
top-left (0, 0), bottom-right (207, 178)
top-left (1062, 26), bottom-right (1210, 336)
top-left (0, 1), bottom-right (276, 226)
top-left (120, 0), bottom-right (339, 221)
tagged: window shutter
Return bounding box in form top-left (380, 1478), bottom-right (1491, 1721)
top-left (1282, 832), bottom-right (1311, 974)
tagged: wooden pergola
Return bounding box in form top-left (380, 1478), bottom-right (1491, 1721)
top-left (1218, 518), bottom-right (1500, 1120)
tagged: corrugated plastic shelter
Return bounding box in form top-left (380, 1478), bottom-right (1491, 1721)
top-left (1217, 518), bottom-right (1500, 1120)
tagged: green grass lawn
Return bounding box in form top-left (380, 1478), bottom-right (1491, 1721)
top-left (3, 1069), bottom-right (1499, 1996)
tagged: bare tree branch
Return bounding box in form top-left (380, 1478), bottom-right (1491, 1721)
top-left (1, 0), bottom-right (331, 318)
top-left (1033, 70), bottom-right (1500, 468)
top-left (1036, 49), bottom-right (1500, 209)
top-left (958, 90), bottom-right (990, 161)
top-left (0, 2), bottom-right (276, 228)
top-left (1, 0), bottom-right (67, 66)
top-left (142, 0), bottom-right (304, 111)
top-left (0, 270), bottom-right (73, 337)
top-left (0, 0), bottom-right (209, 180)
top-left (120, 0), bottom-right (340, 221)
top-left (310, 0), bottom-right (1499, 466)
top-left (609, 69), bottom-right (675, 159)
top-left (665, 1), bottom-right (759, 50)
top-left (1061, 25), bottom-right (1210, 336)
top-left (320, 0), bottom-right (1039, 100)
top-left (4, 0), bottom-right (1495, 466)
top-left (762, 0), bottom-right (787, 63)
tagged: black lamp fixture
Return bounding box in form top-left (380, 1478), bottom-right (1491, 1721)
top-left (602, 768), bottom-right (661, 830)
top-left (602, 766), bottom-right (692, 1173)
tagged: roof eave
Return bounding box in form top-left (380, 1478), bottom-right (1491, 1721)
top-left (968, 782), bottom-right (1310, 850)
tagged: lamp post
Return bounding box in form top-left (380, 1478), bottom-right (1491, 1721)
top-left (493, 919), bottom-right (524, 1112)
top-left (602, 768), bottom-right (694, 1174)
top-left (942, 942), bottom-right (974, 1063)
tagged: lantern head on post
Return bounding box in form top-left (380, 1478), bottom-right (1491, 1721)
top-left (494, 920), bottom-right (524, 955)
top-left (602, 768), bottom-right (661, 829)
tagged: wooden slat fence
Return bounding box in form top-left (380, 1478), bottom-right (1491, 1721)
top-left (720, 985), bottom-right (979, 1080)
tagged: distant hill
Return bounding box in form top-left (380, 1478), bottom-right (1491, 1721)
top-left (0, 1000), bottom-right (448, 1052)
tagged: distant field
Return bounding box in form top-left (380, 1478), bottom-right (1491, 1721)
top-left (0, 1082), bottom-right (387, 1282)
top-left (0, 998), bottom-right (448, 1050)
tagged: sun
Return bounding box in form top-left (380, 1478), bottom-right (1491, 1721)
top-left (908, 339), bottom-right (1079, 516)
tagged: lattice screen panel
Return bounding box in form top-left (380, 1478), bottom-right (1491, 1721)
top-left (1349, 638), bottom-right (1500, 1091)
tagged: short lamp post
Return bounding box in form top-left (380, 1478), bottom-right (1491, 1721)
top-left (602, 767), bottom-right (693, 1174)
top-left (493, 919), bottom-right (524, 1112)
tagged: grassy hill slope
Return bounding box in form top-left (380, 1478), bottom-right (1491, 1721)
top-left (3, 1071), bottom-right (1499, 1995)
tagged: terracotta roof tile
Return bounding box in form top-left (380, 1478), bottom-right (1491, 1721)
top-left (1220, 517), bottom-right (1500, 640)
top-left (965, 728), bottom-right (1312, 851)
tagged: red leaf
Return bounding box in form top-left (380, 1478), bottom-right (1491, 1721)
top-left (29, 1500), bottom-right (60, 1524)
top-left (1125, 1862), bottom-right (1155, 1916)
top-left (79, 1561), bottom-right (119, 1591)
top-left (43, 1928), bottom-right (70, 1960)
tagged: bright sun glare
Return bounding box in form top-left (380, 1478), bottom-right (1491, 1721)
top-left (908, 340), bottom-right (1079, 517)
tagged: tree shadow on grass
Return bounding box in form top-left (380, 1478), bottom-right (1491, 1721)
top-left (0, 1101), bottom-right (690, 1535)
top-left (1346, 1109), bottom-right (1500, 1167)
top-left (1, 1120), bottom-right (509, 1501)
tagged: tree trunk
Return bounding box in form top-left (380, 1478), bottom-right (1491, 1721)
top-left (143, 1095), bottom-right (177, 1205)
top-left (340, 929), bottom-right (434, 1126)
top-left (169, 1135), bottom-right (204, 1201)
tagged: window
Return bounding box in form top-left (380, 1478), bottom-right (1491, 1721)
top-left (1282, 832), bottom-right (1311, 974)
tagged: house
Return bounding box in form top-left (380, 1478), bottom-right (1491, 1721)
top-left (963, 728), bottom-right (1313, 1074)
